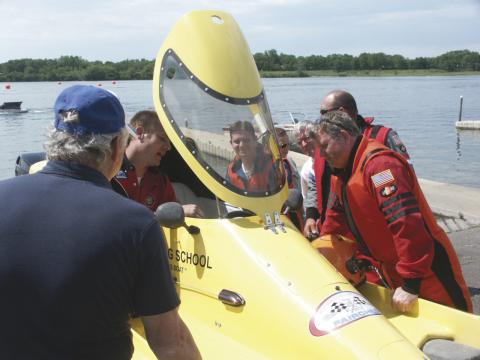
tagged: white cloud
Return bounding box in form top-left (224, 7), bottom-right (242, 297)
top-left (0, 0), bottom-right (479, 62)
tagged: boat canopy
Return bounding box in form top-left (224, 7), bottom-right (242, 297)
top-left (159, 50), bottom-right (285, 198)
top-left (153, 10), bottom-right (288, 216)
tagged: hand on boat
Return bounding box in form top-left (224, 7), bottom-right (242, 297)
top-left (183, 204), bottom-right (205, 219)
top-left (392, 287), bottom-right (418, 313)
top-left (303, 218), bottom-right (318, 240)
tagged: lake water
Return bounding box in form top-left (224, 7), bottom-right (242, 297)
top-left (1, 77), bottom-right (480, 187)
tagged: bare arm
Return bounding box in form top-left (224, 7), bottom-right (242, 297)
top-left (182, 204), bottom-right (205, 218)
top-left (303, 164), bottom-right (320, 238)
top-left (142, 308), bottom-right (201, 360)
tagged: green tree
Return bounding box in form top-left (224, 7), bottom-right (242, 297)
top-left (1, 50), bottom-right (479, 82)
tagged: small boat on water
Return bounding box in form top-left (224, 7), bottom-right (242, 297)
top-left (0, 101), bottom-right (28, 114)
top-left (274, 111), bottom-right (306, 130)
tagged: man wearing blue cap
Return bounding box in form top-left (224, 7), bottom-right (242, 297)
top-left (0, 85), bottom-right (200, 359)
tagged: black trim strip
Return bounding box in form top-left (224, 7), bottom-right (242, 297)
top-left (369, 125), bottom-right (381, 139)
top-left (360, 148), bottom-right (386, 171)
top-left (380, 192), bottom-right (414, 210)
top-left (342, 185), bottom-right (372, 256)
top-left (431, 239), bottom-right (469, 311)
top-left (386, 207), bottom-right (420, 224)
top-left (382, 199), bottom-right (418, 216)
top-left (162, 49), bottom-right (264, 105)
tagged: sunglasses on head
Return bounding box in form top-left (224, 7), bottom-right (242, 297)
top-left (320, 106), bottom-right (341, 115)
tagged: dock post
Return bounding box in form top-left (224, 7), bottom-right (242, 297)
top-left (458, 95), bottom-right (463, 122)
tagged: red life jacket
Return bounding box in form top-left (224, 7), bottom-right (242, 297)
top-left (227, 154), bottom-right (274, 192)
top-left (331, 137), bottom-right (472, 312)
top-left (313, 118), bottom-right (392, 226)
top-left (363, 122), bottom-right (390, 145)
top-left (313, 148), bottom-right (328, 223)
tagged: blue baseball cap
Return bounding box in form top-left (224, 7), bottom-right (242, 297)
top-left (54, 85), bottom-right (125, 135)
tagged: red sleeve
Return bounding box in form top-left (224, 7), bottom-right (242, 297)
top-left (364, 154), bottom-right (434, 280)
top-left (320, 188), bottom-right (352, 238)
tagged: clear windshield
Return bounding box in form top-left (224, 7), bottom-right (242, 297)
top-left (160, 51), bottom-right (285, 197)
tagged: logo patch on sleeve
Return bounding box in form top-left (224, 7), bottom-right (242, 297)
top-left (116, 170), bottom-right (127, 179)
top-left (380, 184), bottom-right (397, 197)
top-left (145, 195), bottom-right (155, 207)
top-left (371, 169), bottom-right (395, 188)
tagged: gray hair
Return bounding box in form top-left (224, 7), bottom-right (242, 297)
top-left (315, 110), bottom-right (360, 140)
top-left (292, 120), bottom-right (315, 139)
top-left (44, 127), bottom-right (129, 167)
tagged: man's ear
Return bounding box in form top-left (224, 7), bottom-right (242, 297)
top-left (111, 136), bottom-right (124, 162)
top-left (106, 136), bottom-right (126, 180)
top-left (135, 126), bottom-right (145, 141)
top-left (339, 129), bottom-right (351, 143)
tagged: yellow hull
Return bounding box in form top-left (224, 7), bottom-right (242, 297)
top-left (130, 216), bottom-right (479, 359)
top-left (132, 217), bottom-right (421, 358)
top-left (134, 9), bottom-right (479, 359)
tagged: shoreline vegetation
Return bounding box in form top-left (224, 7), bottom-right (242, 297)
top-left (1, 49), bottom-right (479, 82)
top-left (260, 69), bottom-right (480, 78)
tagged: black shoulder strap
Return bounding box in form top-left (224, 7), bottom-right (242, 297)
top-left (360, 148), bottom-right (388, 171)
top-left (341, 185), bottom-right (372, 256)
top-left (369, 124), bottom-right (381, 139)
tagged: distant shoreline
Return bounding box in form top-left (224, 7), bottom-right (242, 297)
top-left (260, 69), bottom-right (480, 78)
top-left (2, 71), bottom-right (479, 83)
top-left (2, 50), bottom-right (480, 82)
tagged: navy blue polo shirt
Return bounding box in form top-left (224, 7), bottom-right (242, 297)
top-left (0, 160), bottom-right (179, 359)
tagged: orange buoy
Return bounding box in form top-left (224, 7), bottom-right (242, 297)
top-left (5, 84), bottom-right (11, 90)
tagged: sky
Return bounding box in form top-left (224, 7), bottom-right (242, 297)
top-left (1, 0), bottom-right (480, 63)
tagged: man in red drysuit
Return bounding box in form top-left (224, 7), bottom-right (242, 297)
top-left (316, 110), bottom-right (472, 313)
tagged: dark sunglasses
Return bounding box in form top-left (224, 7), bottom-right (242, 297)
top-left (320, 106), bottom-right (341, 115)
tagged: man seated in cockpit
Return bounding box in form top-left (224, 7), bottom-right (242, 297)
top-left (114, 110), bottom-right (204, 218)
top-left (225, 120), bottom-right (277, 192)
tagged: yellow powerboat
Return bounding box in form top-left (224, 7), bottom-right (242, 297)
top-left (128, 9), bottom-right (479, 359)
top-left (20, 9), bottom-right (479, 359)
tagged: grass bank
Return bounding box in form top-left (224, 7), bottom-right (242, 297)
top-left (260, 69), bottom-right (480, 78)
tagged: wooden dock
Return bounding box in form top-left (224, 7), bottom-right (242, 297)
top-left (455, 120), bottom-right (480, 130)
top-left (455, 96), bottom-right (480, 129)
